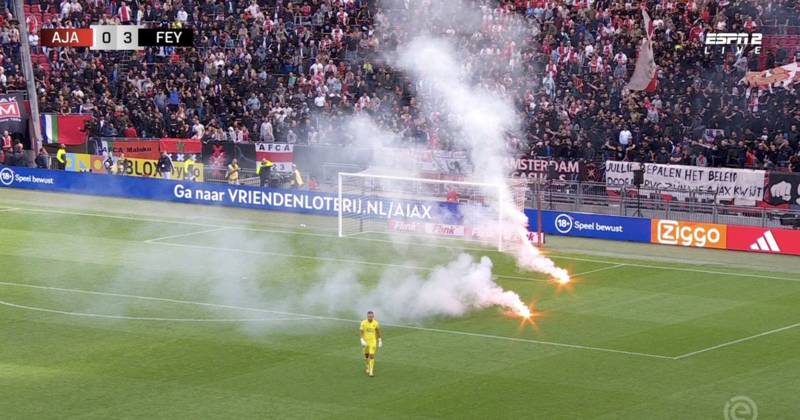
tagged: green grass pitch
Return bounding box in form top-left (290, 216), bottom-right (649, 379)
top-left (1, 189), bottom-right (799, 419)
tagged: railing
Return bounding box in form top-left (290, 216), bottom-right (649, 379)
top-left (536, 180), bottom-right (800, 229)
top-left (204, 167), bottom-right (299, 189)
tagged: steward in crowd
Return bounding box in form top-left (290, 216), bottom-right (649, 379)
top-left (184, 154), bottom-right (197, 181)
top-left (56, 144), bottom-right (67, 170)
top-left (226, 158), bottom-right (240, 185)
top-left (257, 158), bottom-right (273, 188)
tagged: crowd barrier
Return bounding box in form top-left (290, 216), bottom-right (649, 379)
top-left (0, 165), bottom-right (470, 223)
top-left (3, 166), bottom-right (799, 257)
top-left (526, 209), bottom-right (800, 256)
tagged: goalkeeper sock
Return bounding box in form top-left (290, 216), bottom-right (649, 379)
top-left (368, 359), bottom-right (374, 375)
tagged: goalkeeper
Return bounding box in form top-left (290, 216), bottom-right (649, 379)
top-left (359, 311), bottom-right (382, 377)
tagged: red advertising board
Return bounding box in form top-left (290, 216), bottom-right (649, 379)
top-left (726, 225), bottom-right (800, 256)
top-left (159, 138), bottom-right (202, 155)
top-left (110, 140), bottom-right (160, 159)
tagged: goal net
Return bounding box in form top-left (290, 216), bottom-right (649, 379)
top-left (337, 172), bottom-right (528, 251)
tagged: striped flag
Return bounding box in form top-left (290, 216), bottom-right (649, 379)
top-left (41, 113), bottom-right (91, 145)
top-left (41, 114), bottom-right (58, 143)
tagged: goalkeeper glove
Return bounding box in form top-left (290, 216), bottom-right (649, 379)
top-left (360, 338), bottom-right (367, 346)
top-left (378, 338), bottom-right (383, 348)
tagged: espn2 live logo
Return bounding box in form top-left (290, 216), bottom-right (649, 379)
top-left (651, 219), bottom-right (727, 249)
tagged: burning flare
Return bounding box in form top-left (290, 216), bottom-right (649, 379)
top-left (554, 270), bottom-right (571, 285)
top-left (515, 305), bottom-right (532, 319)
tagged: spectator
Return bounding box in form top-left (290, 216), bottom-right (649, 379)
top-left (4, 0), bottom-right (792, 174)
top-left (35, 148), bottom-right (49, 168)
top-left (619, 127), bottom-right (632, 148)
top-left (103, 153), bottom-right (115, 174)
top-left (115, 153), bottom-right (128, 175)
top-left (157, 152), bottom-right (173, 180)
top-left (1, 131), bottom-right (11, 155)
top-left (7, 143), bottom-right (24, 166)
top-left (122, 124), bottom-right (137, 138)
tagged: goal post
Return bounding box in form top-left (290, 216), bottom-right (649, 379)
top-left (337, 172), bottom-right (519, 251)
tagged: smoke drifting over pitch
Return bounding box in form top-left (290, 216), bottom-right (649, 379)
top-left (25, 0), bottom-right (568, 329)
top-left (303, 255), bottom-right (529, 323)
top-left (302, 0), bottom-right (571, 321)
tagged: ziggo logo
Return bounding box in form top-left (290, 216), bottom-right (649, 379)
top-left (652, 219), bottom-right (728, 249)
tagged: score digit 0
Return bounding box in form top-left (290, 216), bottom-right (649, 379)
top-left (90, 25), bottom-right (116, 50)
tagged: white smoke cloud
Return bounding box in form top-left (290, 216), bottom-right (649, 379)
top-left (302, 254), bottom-right (529, 323)
top-left (297, 0), bottom-right (572, 323)
top-left (386, 35), bottom-right (570, 282)
top-left (32, 0), bottom-right (567, 332)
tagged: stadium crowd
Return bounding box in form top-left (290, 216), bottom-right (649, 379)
top-left (3, 0), bottom-right (800, 172)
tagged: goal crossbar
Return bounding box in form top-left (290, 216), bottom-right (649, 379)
top-left (337, 172), bottom-right (507, 251)
top-left (339, 172), bottom-right (503, 188)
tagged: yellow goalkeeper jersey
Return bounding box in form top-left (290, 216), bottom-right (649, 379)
top-left (360, 319), bottom-right (379, 343)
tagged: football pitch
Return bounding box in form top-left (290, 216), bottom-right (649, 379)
top-left (1, 189), bottom-right (799, 419)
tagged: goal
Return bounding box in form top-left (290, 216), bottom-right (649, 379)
top-left (337, 172), bottom-right (526, 251)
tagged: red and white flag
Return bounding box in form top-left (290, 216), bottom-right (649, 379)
top-left (255, 143), bottom-right (294, 172)
top-left (624, 10), bottom-right (658, 93)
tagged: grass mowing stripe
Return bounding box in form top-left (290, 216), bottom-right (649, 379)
top-left (0, 280), bottom-right (671, 359)
top-left (5, 203), bottom-right (797, 283)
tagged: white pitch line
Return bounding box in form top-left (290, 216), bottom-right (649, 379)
top-left (390, 324), bottom-right (675, 360)
top-left (144, 227), bottom-right (229, 243)
top-left (0, 299), bottom-right (312, 323)
top-left (5, 204), bottom-right (799, 282)
top-left (571, 264), bottom-right (627, 278)
top-left (0, 207), bottom-right (18, 212)
top-left (0, 281), bottom-right (672, 360)
top-left (673, 321), bottom-right (800, 360)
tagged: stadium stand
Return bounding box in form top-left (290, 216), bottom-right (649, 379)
top-left (4, 0), bottom-right (799, 173)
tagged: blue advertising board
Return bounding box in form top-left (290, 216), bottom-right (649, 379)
top-left (0, 165), bottom-right (483, 223)
top-left (525, 209), bottom-right (652, 243)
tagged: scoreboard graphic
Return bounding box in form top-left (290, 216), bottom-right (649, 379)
top-left (40, 26), bottom-right (193, 50)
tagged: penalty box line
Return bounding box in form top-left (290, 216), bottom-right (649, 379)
top-left (673, 320), bottom-right (800, 360)
top-left (0, 280), bottom-right (672, 360)
top-left (148, 240), bottom-right (624, 283)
